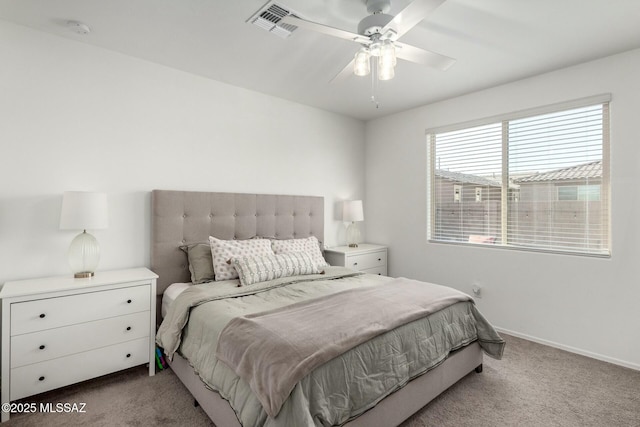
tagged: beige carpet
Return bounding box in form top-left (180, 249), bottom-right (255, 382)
top-left (5, 334), bottom-right (640, 427)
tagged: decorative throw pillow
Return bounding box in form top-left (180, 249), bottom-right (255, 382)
top-left (209, 236), bottom-right (273, 281)
top-left (271, 236), bottom-right (328, 268)
top-left (179, 243), bottom-right (215, 284)
top-left (231, 252), bottom-right (320, 287)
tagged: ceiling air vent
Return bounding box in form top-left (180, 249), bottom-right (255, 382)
top-left (248, 2), bottom-right (299, 39)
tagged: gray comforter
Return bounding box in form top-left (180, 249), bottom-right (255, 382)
top-left (157, 267), bottom-right (504, 427)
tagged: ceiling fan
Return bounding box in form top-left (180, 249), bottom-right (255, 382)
top-left (280, 0), bottom-right (455, 82)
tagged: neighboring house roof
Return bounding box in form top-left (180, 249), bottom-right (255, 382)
top-left (514, 160), bottom-right (602, 183)
top-left (435, 169), bottom-right (502, 187)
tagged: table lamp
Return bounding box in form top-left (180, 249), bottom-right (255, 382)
top-left (59, 191), bottom-right (108, 278)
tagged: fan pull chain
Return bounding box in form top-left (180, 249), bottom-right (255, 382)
top-left (370, 57), bottom-right (380, 109)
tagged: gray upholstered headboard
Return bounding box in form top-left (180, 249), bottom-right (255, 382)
top-left (150, 190), bottom-right (324, 297)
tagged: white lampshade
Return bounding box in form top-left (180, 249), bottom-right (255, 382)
top-left (60, 191), bottom-right (108, 278)
top-left (60, 191), bottom-right (108, 230)
top-left (343, 200), bottom-right (364, 223)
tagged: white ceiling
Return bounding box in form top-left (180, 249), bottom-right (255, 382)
top-left (2, 0), bottom-right (640, 121)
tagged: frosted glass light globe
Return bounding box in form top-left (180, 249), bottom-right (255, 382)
top-left (68, 230), bottom-right (100, 278)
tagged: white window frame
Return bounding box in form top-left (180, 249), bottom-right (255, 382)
top-left (475, 187), bottom-right (482, 202)
top-left (453, 184), bottom-right (461, 202)
top-left (426, 94), bottom-right (611, 257)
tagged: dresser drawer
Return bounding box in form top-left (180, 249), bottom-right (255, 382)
top-left (11, 285), bottom-right (150, 336)
top-left (11, 311), bottom-right (150, 368)
top-left (361, 265), bottom-right (387, 276)
top-left (11, 337), bottom-right (149, 400)
top-left (347, 251), bottom-right (387, 271)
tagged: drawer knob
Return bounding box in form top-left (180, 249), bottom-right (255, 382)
top-left (378, 258), bottom-right (382, 261)
top-left (353, 262), bottom-right (358, 266)
top-left (126, 326), bottom-right (132, 331)
top-left (39, 313), bottom-right (46, 319)
top-left (126, 353), bottom-right (131, 358)
top-left (39, 376), bottom-right (45, 382)
top-left (127, 299), bottom-right (132, 304)
top-left (39, 345), bottom-right (46, 350)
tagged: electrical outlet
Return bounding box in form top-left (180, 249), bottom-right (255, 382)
top-left (472, 284), bottom-right (482, 298)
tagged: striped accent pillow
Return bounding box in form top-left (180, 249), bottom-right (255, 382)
top-left (270, 236), bottom-right (328, 269)
top-left (231, 252), bottom-right (320, 287)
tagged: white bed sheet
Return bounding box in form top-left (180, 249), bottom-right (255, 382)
top-left (161, 282), bottom-right (192, 318)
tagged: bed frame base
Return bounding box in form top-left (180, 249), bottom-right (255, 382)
top-left (168, 353), bottom-right (240, 427)
top-left (168, 342), bottom-right (483, 427)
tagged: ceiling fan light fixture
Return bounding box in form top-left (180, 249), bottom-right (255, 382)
top-left (354, 48), bottom-right (371, 76)
top-left (379, 39), bottom-right (396, 67)
top-left (284, 0), bottom-right (456, 102)
top-left (378, 62), bottom-right (395, 81)
top-left (369, 40), bottom-right (382, 57)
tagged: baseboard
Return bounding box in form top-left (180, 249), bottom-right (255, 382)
top-left (495, 327), bottom-right (640, 372)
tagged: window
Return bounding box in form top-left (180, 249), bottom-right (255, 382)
top-left (453, 185), bottom-right (461, 202)
top-left (557, 186), bottom-right (578, 201)
top-left (426, 96), bottom-right (610, 256)
top-left (557, 185), bottom-right (601, 201)
top-left (475, 187), bottom-right (482, 202)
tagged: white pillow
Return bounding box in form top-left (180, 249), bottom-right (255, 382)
top-left (231, 252), bottom-right (320, 287)
top-left (209, 236), bottom-right (273, 281)
top-left (271, 236), bottom-right (328, 268)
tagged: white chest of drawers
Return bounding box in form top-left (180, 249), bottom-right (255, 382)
top-left (324, 244), bottom-right (388, 276)
top-left (0, 268), bottom-right (158, 422)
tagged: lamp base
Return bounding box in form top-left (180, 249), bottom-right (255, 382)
top-left (74, 272), bottom-right (95, 279)
top-left (346, 222), bottom-right (361, 248)
top-left (68, 230), bottom-right (100, 279)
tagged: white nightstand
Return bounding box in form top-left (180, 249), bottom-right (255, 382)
top-left (0, 267), bottom-right (158, 422)
top-left (324, 244), bottom-right (388, 276)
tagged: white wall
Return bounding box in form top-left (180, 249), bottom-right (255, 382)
top-left (365, 48), bottom-right (640, 369)
top-left (0, 21), bottom-right (365, 284)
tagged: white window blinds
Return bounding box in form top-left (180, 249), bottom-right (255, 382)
top-left (427, 98), bottom-right (610, 256)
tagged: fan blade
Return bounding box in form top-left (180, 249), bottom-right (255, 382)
top-left (330, 59), bottom-right (356, 83)
top-left (382, 0), bottom-right (446, 39)
top-left (280, 15), bottom-right (371, 44)
top-left (395, 41), bottom-right (456, 71)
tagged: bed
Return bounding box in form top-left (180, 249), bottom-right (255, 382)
top-left (151, 189), bottom-right (504, 427)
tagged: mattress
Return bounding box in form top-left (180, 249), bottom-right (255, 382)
top-left (161, 282), bottom-right (192, 318)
